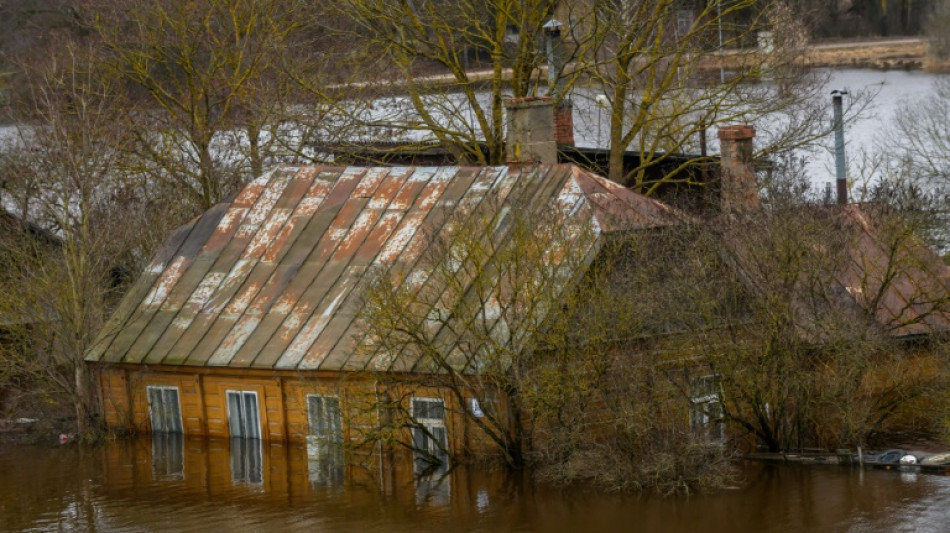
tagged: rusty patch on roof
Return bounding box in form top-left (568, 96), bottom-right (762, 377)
top-left (88, 164), bottom-right (698, 371)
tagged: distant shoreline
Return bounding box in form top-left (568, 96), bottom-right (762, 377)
top-left (330, 38), bottom-right (935, 93)
top-left (0, 38), bottom-right (936, 127)
top-left (721, 37), bottom-right (930, 71)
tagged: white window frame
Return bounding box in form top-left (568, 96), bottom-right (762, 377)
top-left (306, 393), bottom-right (343, 444)
top-left (229, 434), bottom-right (264, 486)
top-left (411, 396), bottom-right (449, 461)
top-left (468, 398), bottom-right (484, 418)
top-left (226, 390), bottom-right (262, 439)
top-left (146, 385), bottom-right (183, 434)
top-left (690, 375), bottom-right (725, 444)
top-left (412, 397), bottom-right (447, 429)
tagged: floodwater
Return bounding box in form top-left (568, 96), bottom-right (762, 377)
top-left (572, 68), bottom-right (950, 191)
top-left (2, 437), bottom-right (949, 532)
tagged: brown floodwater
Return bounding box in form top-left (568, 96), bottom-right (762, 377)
top-left (1, 436), bottom-right (949, 532)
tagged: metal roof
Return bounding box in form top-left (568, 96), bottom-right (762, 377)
top-left (720, 204), bottom-right (950, 340)
top-left (86, 164), bottom-right (681, 371)
top-left (837, 204), bottom-right (950, 337)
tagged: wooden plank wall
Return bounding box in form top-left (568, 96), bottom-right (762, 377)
top-left (94, 365), bottom-right (498, 456)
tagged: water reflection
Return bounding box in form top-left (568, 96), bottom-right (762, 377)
top-left (412, 446), bottom-right (451, 507)
top-left (151, 433), bottom-right (184, 481)
top-left (229, 437), bottom-right (263, 485)
top-left (305, 436), bottom-right (344, 488)
top-left (415, 470), bottom-right (451, 507)
top-left (2, 439), bottom-right (950, 532)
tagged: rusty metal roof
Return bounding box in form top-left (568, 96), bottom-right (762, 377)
top-left (837, 204), bottom-right (950, 337)
top-left (86, 164), bottom-right (680, 371)
top-left (720, 204), bottom-right (950, 339)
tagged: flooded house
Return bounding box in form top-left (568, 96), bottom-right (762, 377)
top-left (84, 97), bottom-right (691, 469)
top-left (85, 96), bottom-right (950, 474)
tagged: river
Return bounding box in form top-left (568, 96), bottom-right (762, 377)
top-left (1, 67), bottom-right (947, 193)
top-left (2, 437), bottom-right (949, 532)
top-left (569, 68), bottom-right (950, 193)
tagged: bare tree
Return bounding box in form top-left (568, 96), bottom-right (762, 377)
top-left (88, 0), bottom-right (324, 211)
top-left (673, 193), bottom-right (950, 452)
top-left (356, 191), bottom-right (742, 493)
top-left (358, 162), bottom-right (950, 487)
top-left (357, 194), bottom-right (605, 468)
top-left (576, 0), bottom-right (857, 191)
top-left (334, 0), bottom-right (573, 165)
top-left (0, 42), bottom-right (156, 435)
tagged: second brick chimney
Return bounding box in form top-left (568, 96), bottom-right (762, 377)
top-left (553, 101), bottom-right (575, 146)
top-left (505, 96), bottom-right (557, 165)
top-left (717, 125), bottom-right (759, 212)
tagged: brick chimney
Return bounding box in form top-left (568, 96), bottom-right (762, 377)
top-left (553, 101), bottom-right (575, 146)
top-left (717, 125), bottom-right (759, 212)
top-left (505, 96), bottom-right (557, 165)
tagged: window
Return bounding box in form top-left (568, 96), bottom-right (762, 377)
top-left (307, 395), bottom-right (343, 443)
top-left (147, 386), bottom-right (183, 434)
top-left (469, 398), bottom-right (484, 418)
top-left (411, 398), bottom-right (450, 504)
top-left (468, 392), bottom-right (498, 420)
top-left (504, 23), bottom-right (519, 44)
top-left (675, 10), bottom-right (694, 39)
top-left (411, 397), bottom-right (449, 472)
top-left (230, 436), bottom-right (263, 485)
top-left (226, 390), bottom-right (261, 439)
top-left (306, 394), bottom-right (345, 487)
top-left (690, 375), bottom-right (725, 444)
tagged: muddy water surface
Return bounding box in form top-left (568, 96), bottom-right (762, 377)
top-left (2, 437), bottom-right (949, 532)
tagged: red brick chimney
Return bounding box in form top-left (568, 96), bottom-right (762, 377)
top-left (553, 101), bottom-right (574, 146)
top-left (717, 125), bottom-right (759, 212)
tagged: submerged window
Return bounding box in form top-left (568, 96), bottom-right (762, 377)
top-left (411, 397), bottom-right (449, 472)
top-left (306, 394), bottom-right (345, 487)
top-left (147, 386), bottom-right (183, 434)
top-left (226, 390), bottom-right (261, 439)
top-left (690, 375), bottom-right (725, 444)
top-left (230, 436), bottom-right (263, 485)
top-left (307, 395), bottom-right (343, 443)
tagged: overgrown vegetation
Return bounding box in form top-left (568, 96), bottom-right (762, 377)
top-left (0, 0), bottom-right (946, 496)
top-left (355, 169), bottom-right (950, 493)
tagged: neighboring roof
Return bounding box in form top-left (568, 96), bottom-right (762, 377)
top-left (86, 164), bottom-right (681, 371)
top-left (837, 204), bottom-right (950, 337)
top-left (720, 203), bottom-right (950, 340)
top-left (0, 210), bottom-right (62, 327)
top-left (0, 210), bottom-right (62, 247)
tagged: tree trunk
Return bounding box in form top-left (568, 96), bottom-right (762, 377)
top-left (248, 123), bottom-right (263, 179)
top-left (198, 140), bottom-right (217, 209)
top-left (74, 362), bottom-right (96, 437)
top-left (608, 64), bottom-right (630, 184)
top-left (505, 386), bottom-right (527, 469)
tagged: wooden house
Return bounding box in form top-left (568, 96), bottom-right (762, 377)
top-left (86, 97), bottom-right (950, 465)
top-left (85, 162), bottom-right (682, 457)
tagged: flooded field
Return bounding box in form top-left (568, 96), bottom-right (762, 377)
top-left (2, 437), bottom-right (949, 532)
